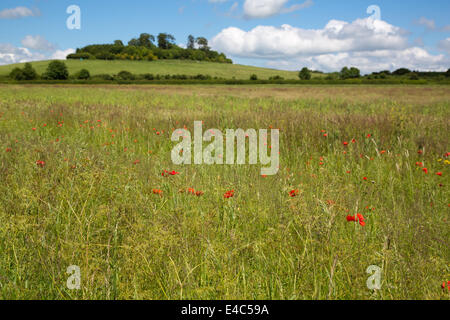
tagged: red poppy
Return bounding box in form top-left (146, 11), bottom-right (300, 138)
top-left (352, 139), bottom-right (356, 143)
top-left (423, 168), bottom-right (428, 174)
top-left (436, 172), bottom-right (442, 176)
top-left (36, 160), bottom-right (45, 168)
top-left (289, 189), bottom-right (299, 197)
top-left (346, 213), bottom-right (365, 226)
top-left (343, 141), bottom-right (349, 146)
top-left (418, 150), bottom-right (423, 155)
top-left (152, 189), bottom-right (163, 195)
top-left (415, 162), bottom-right (423, 167)
top-left (224, 190), bottom-right (235, 199)
top-left (367, 134), bottom-right (372, 138)
top-left (162, 170), bottom-right (180, 177)
top-left (363, 177), bottom-right (368, 181)
top-left (5, 148), bottom-right (11, 152)
top-left (133, 160), bottom-right (140, 165)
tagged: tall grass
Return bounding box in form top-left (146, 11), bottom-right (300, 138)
top-left (0, 85), bottom-right (448, 300)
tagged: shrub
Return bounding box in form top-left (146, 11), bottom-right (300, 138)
top-left (9, 68), bottom-right (25, 81)
top-left (116, 70), bottom-right (135, 80)
top-left (22, 63), bottom-right (38, 80)
top-left (299, 67), bottom-right (311, 80)
top-left (269, 75), bottom-right (284, 81)
top-left (75, 69), bottom-right (91, 80)
top-left (409, 72), bottom-right (419, 80)
top-left (143, 73), bottom-right (154, 80)
top-left (94, 74), bottom-right (114, 81)
top-left (42, 61), bottom-right (69, 80)
top-left (250, 74), bottom-right (258, 81)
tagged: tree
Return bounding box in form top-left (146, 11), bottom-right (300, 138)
top-left (446, 68), bottom-right (450, 77)
top-left (22, 63), bottom-right (38, 80)
top-left (349, 67), bottom-right (360, 78)
top-left (128, 38), bottom-right (139, 47)
top-left (9, 68), bottom-right (25, 80)
top-left (138, 33), bottom-right (155, 48)
top-left (158, 33), bottom-right (176, 49)
top-left (116, 70), bottom-right (135, 80)
top-left (340, 66), bottom-right (360, 79)
top-left (187, 35), bottom-right (195, 49)
top-left (76, 69), bottom-right (90, 80)
top-left (43, 61), bottom-right (69, 80)
top-left (393, 68), bottom-right (411, 76)
top-left (196, 37), bottom-right (209, 51)
top-left (114, 40), bottom-right (124, 47)
top-left (299, 67), bottom-right (311, 80)
top-left (250, 74), bottom-right (258, 80)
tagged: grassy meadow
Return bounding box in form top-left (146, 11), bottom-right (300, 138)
top-left (0, 84), bottom-right (448, 300)
top-left (0, 60), bottom-right (304, 80)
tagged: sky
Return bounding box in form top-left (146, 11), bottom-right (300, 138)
top-left (0, 0), bottom-right (449, 73)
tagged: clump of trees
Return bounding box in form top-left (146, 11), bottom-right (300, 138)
top-left (42, 61), bottom-right (69, 80)
top-left (67, 33), bottom-right (232, 64)
top-left (299, 67), bottom-right (311, 80)
top-left (340, 67), bottom-right (361, 79)
top-left (9, 63), bottom-right (38, 80)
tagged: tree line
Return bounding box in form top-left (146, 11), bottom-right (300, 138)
top-left (66, 33), bottom-right (232, 64)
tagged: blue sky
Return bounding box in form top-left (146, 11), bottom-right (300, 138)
top-left (1, 0), bottom-right (449, 72)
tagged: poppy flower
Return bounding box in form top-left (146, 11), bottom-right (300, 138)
top-left (343, 141), bottom-right (349, 146)
top-left (5, 148), bottom-right (11, 152)
top-left (363, 177), bottom-right (368, 181)
top-left (418, 150), bottom-right (423, 155)
top-left (367, 134), bottom-right (372, 138)
top-left (436, 172), bottom-right (442, 176)
top-left (133, 160), bottom-right (140, 165)
top-left (152, 189), bottom-right (163, 195)
top-left (289, 189), bottom-right (299, 197)
top-left (415, 162), bottom-right (423, 167)
top-left (352, 139), bottom-right (356, 143)
top-left (346, 213), bottom-right (365, 226)
top-left (224, 190), bottom-right (235, 199)
top-left (36, 160), bottom-right (45, 168)
top-left (162, 170), bottom-right (180, 177)
top-left (423, 168), bottom-right (428, 174)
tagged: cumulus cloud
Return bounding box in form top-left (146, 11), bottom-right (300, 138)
top-left (0, 36), bottom-right (75, 65)
top-left (438, 38), bottom-right (450, 54)
top-left (21, 35), bottom-right (55, 52)
top-left (51, 49), bottom-right (75, 60)
top-left (211, 17), bottom-right (449, 73)
top-left (266, 47), bottom-right (448, 73)
top-left (211, 18), bottom-right (408, 58)
top-left (243, 0), bottom-right (313, 19)
top-left (414, 17), bottom-right (436, 30)
top-left (0, 6), bottom-right (40, 19)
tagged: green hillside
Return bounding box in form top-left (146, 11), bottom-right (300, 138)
top-left (0, 59), bottom-right (305, 80)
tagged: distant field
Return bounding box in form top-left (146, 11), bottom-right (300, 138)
top-left (0, 60), bottom-right (306, 80)
top-left (0, 84), bottom-right (448, 299)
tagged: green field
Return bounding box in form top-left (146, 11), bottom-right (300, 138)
top-left (0, 60), bottom-right (305, 80)
top-left (0, 84), bottom-right (448, 300)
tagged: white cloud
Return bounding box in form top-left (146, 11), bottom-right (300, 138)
top-left (51, 49), bottom-right (75, 60)
top-left (438, 38), bottom-right (450, 54)
top-left (211, 18), bottom-right (407, 58)
top-left (0, 38), bottom-right (75, 66)
top-left (243, 0), bottom-right (312, 19)
top-left (0, 6), bottom-right (40, 19)
top-left (211, 17), bottom-right (449, 73)
top-left (265, 48), bottom-right (448, 73)
top-left (0, 44), bottom-right (45, 65)
top-left (21, 35), bottom-right (55, 52)
top-left (414, 17), bottom-right (436, 30)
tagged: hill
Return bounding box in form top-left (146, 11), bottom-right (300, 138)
top-left (0, 60), bottom-right (305, 80)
